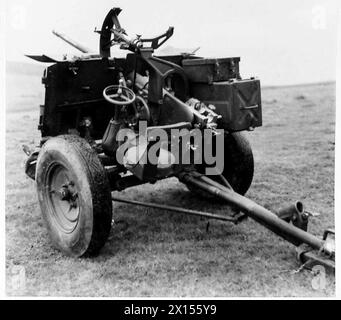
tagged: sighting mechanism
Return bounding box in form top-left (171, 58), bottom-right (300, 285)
top-left (97, 7), bottom-right (174, 57)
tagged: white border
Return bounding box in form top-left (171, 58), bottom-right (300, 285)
top-left (334, 2), bottom-right (341, 300)
top-left (0, 0), bottom-right (7, 300)
top-left (1, 1), bottom-right (340, 300)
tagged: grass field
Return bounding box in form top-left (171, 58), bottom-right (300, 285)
top-left (5, 63), bottom-right (335, 297)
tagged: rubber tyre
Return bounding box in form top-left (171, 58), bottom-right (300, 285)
top-left (36, 135), bottom-right (112, 257)
top-left (187, 131), bottom-right (254, 197)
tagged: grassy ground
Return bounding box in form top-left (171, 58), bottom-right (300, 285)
top-left (5, 64), bottom-right (335, 297)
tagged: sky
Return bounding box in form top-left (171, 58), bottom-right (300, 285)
top-left (4, 0), bottom-right (340, 86)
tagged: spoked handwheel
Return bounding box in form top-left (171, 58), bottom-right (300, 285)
top-left (103, 85), bottom-right (136, 105)
top-left (36, 135), bottom-right (113, 257)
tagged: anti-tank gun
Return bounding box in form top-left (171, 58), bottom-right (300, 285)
top-left (23, 7), bottom-right (334, 274)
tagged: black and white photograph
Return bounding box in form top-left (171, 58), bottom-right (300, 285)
top-left (1, 0), bottom-right (340, 299)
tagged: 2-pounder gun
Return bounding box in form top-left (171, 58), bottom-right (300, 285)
top-left (23, 7), bottom-right (334, 274)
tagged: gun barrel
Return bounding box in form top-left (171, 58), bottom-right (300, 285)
top-left (52, 30), bottom-right (91, 54)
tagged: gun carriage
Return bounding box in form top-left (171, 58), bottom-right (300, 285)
top-left (24, 7), bottom-right (334, 272)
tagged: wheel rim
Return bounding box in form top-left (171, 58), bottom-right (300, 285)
top-left (46, 163), bottom-right (80, 234)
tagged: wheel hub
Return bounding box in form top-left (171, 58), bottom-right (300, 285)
top-left (47, 165), bottom-right (80, 233)
top-left (59, 183), bottom-right (78, 208)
